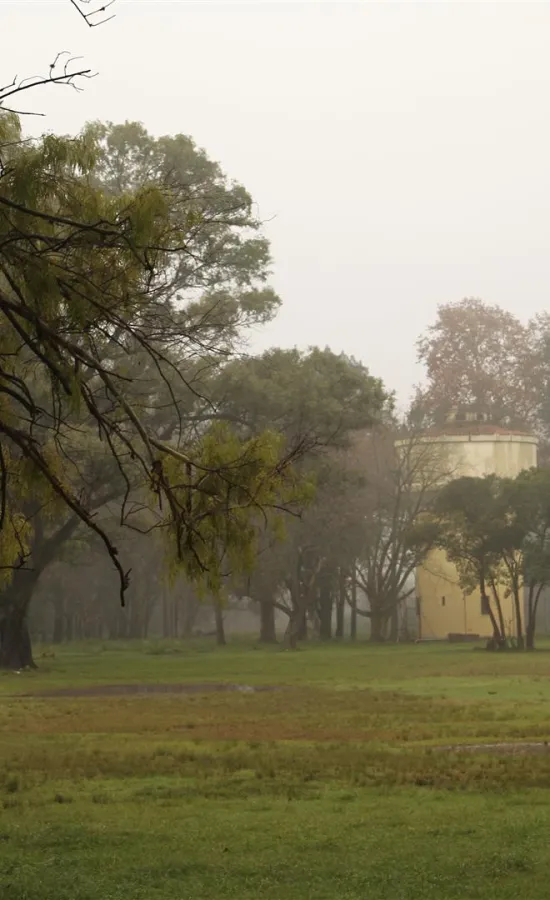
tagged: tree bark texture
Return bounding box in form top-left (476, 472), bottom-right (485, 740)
top-left (0, 572), bottom-right (39, 669)
top-left (259, 597), bottom-right (277, 643)
top-left (369, 608), bottom-right (387, 643)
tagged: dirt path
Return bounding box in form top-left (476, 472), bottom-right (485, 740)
top-left (439, 741), bottom-right (550, 755)
top-left (16, 682), bottom-right (289, 699)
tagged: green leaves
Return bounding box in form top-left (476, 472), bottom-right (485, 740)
top-left (434, 470), bottom-right (550, 643)
top-left (84, 121), bottom-right (278, 322)
top-left (434, 475), bottom-right (505, 586)
top-left (158, 423), bottom-right (311, 596)
top-left (0, 115), bottom-right (302, 601)
top-left (216, 346), bottom-right (390, 445)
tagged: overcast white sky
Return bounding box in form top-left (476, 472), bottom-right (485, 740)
top-left (4, 1), bottom-right (550, 405)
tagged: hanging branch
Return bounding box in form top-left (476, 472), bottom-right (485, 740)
top-left (69, 0), bottom-right (116, 28)
top-left (0, 0), bottom-right (117, 116)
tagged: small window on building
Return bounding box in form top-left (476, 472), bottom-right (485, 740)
top-left (481, 594), bottom-right (490, 616)
top-left (455, 412), bottom-right (466, 422)
top-left (441, 596), bottom-right (446, 607)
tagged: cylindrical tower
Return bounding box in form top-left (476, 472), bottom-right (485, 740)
top-left (412, 408), bottom-right (537, 640)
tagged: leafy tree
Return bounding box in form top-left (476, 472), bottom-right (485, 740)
top-left (243, 424), bottom-right (441, 647)
top-left (414, 298), bottom-right (550, 433)
top-left (501, 468), bottom-right (550, 649)
top-left (85, 120), bottom-right (281, 337)
top-left (435, 471), bottom-right (550, 650)
top-left (0, 104), bottom-right (308, 667)
top-left (221, 349), bottom-right (391, 645)
top-left (433, 476), bottom-right (511, 646)
top-left (278, 450), bottom-right (367, 647)
top-left (0, 2), bottom-right (390, 664)
top-left (353, 428), bottom-right (445, 641)
top-left (216, 347), bottom-right (389, 445)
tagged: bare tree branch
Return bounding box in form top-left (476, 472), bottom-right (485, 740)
top-left (69, 0), bottom-right (116, 28)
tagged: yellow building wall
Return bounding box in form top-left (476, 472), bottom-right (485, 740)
top-left (417, 549), bottom-right (516, 639)
top-left (445, 435), bottom-right (538, 480)
top-left (417, 434), bottom-right (537, 639)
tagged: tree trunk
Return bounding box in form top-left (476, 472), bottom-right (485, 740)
top-left (370, 608), bottom-right (386, 643)
top-left (512, 583), bottom-right (524, 649)
top-left (388, 606), bottom-right (399, 642)
top-left (335, 568), bottom-right (345, 639)
top-left (481, 566), bottom-right (504, 647)
top-left (284, 611), bottom-right (302, 649)
top-left (526, 586), bottom-right (535, 650)
top-left (318, 575), bottom-right (332, 640)
top-left (296, 607), bottom-right (307, 640)
top-left (489, 579), bottom-right (507, 644)
top-left (290, 560), bottom-right (307, 641)
top-left (0, 512), bottom-right (82, 664)
top-left (284, 558), bottom-right (307, 649)
top-left (0, 611), bottom-right (36, 670)
top-left (0, 573), bottom-right (39, 670)
top-left (526, 585), bottom-right (543, 650)
top-left (214, 601), bottom-right (226, 646)
top-left (259, 597), bottom-right (276, 643)
top-left (484, 595), bottom-right (502, 646)
top-left (350, 575), bottom-right (357, 641)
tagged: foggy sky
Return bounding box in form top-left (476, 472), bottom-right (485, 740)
top-left (5, 1), bottom-right (550, 406)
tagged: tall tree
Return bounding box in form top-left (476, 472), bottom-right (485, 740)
top-left (221, 349), bottom-right (391, 644)
top-left (434, 476), bottom-right (508, 645)
top-left (434, 471), bottom-right (550, 650)
top-left (432, 474), bottom-right (537, 648)
top-left (244, 424), bottom-right (442, 646)
top-left (500, 469), bottom-right (550, 650)
top-left (414, 298), bottom-right (550, 432)
top-left (216, 347), bottom-right (389, 445)
top-left (353, 428), bottom-right (444, 641)
top-left (0, 109), bottom-right (310, 667)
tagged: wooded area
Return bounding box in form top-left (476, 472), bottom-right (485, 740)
top-left (3, 1), bottom-right (550, 668)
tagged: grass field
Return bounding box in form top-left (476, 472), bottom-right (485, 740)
top-left (3, 640), bottom-right (550, 899)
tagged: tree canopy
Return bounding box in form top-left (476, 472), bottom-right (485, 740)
top-left (413, 298), bottom-right (550, 433)
top-left (215, 346), bottom-right (390, 443)
top-left (434, 470), bottom-right (550, 649)
top-left (0, 47), bottom-right (392, 666)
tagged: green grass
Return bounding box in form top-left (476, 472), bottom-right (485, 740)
top-left (5, 637), bottom-right (550, 694)
top-left (3, 640), bottom-right (550, 898)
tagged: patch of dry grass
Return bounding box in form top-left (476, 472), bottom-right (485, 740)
top-left (4, 641), bottom-right (550, 898)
